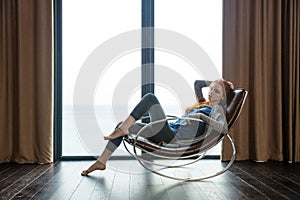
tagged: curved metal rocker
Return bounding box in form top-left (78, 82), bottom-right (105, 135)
top-left (123, 82), bottom-right (248, 182)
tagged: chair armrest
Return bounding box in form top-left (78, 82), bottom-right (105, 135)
top-left (199, 113), bottom-right (229, 134)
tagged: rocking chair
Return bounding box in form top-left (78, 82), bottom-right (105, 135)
top-left (123, 80), bottom-right (248, 181)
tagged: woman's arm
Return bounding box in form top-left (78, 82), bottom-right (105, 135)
top-left (194, 80), bottom-right (211, 102)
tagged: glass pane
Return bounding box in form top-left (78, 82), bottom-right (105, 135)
top-left (62, 0), bottom-right (141, 156)
top-left (155, 0), bottom-right (223, 155)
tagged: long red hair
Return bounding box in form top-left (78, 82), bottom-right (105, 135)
top-left (184, 79), bottom-right (234, 114)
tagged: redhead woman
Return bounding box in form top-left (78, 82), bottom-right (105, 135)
top-left (81, 79), bottom-right (234, 176)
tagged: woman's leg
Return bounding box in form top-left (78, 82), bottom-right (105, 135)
top-left (129, 93), bottom-right (174, 143)
top-left (104, 93), bottom-right (168, 140)
top-left (103, 116), bottom-right (135, 140)
top-left (130, 93), bottom-right (165, 120)
top-left (81, 137), bottom-right (123, 176)
top-left (82, 94), bottom-right (175, 175)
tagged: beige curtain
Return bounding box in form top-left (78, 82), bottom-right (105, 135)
top-left (222, 0), bottom-right (300, 162)
top-left (0, 0), bottom-right (53, 163)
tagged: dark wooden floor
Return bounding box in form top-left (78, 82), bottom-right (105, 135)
top-left (0, 159), bottom-right (299, 200)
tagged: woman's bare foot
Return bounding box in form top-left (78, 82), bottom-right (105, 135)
top-left (81, 160), bottom-right (106, 176)
top-left (104, 127), bottom-right (128, 140)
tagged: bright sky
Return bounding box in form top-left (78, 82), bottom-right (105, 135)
top-left (63, 0), bottom-right (222, 107)
top-left (62, 0), bottom-right (223, 156)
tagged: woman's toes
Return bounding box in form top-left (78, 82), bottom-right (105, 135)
top-left (81, 170), bottom-right (89, 176)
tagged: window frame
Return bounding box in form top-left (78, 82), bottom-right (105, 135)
top-left (53, 0), bottom-right (221, 161)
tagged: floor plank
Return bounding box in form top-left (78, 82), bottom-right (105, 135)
top-left (0, 164), bottom-right (41, 199)
top-left (233, 161), bottom-right (300, 199)
top-left (88, 169), bottom-right (116, 200)
top-left (12, 163), bottom-right (55, 199)
top-left (32, 161), bottom-right (86, 200)
top-left (0, 160), bottom-right (299, 200)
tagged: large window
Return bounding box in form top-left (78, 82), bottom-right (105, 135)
top-left (62, 0), bottom-right (141, 156)
top-left (154, 0), bottom-right (223, 155)
top-left (61, 0), bottom-right (222, 157)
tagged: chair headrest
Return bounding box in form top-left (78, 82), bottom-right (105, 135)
top-left (226, 88), bottom-right (248, 130)
top-left (193, 80), bottom-right (247, 131)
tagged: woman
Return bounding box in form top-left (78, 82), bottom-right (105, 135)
top-left (81, 79), bottom-right (234, 176)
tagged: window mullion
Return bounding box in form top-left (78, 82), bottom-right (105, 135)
top-left (141, 0), bottom-right (154, 96)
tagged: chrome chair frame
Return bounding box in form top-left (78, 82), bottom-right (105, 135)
top-left (123, 87), bottom-right (248, 181)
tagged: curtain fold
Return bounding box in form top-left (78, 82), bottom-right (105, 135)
top-left (222, 0), bottom-right (299, 162)
top-left (0, 0), bottom-right (53, 163)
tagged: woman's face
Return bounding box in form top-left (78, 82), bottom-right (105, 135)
top-left (208, 83), bottom-right (224, 105)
